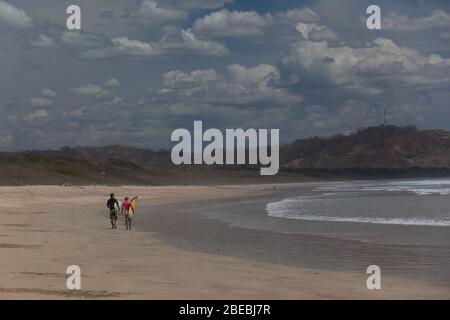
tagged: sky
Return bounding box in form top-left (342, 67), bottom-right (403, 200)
top-left (0, 0), bottom-right (449, 151)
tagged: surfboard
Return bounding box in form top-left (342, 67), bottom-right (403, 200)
top-left (129, 196), bottom-right (138, 218)
top-left (115, 200), bottom-right (122, 214)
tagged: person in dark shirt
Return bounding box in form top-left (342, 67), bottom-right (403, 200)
top-left (106, 193), bottom-right (119, 229)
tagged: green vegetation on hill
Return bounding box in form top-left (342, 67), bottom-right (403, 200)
top-left (0, 125), bottom-right (449, 186)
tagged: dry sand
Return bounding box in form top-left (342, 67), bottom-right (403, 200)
top-left (0, 184), bottom-right (448, 299)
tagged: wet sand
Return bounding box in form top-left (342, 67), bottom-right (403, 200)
top-left (0, 184), bottom-right (448, 299)
top-left (140, 195), bottom-right (450, 287)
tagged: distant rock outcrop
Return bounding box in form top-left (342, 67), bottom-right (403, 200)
top-left (281, 125), bottom-right (450, 169)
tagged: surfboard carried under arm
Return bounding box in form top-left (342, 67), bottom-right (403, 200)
top-left (115, 201), bottom-right (122, 214)
top-left (129, 196), bottom-right (138, 218)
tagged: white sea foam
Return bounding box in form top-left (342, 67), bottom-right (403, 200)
top-left (315, 179), bottom-right (450, 195)
top-left (266, 189), bottom-right (450, 227)
top-left (267, 209), bottom-right (450, 226)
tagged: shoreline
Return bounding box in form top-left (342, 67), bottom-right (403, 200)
top-left (137, 191), bottom-right (450, 289)
top-left (0, 184), bottom-right (448, 299)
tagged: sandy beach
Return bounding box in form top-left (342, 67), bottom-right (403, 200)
top-left (0, 184), bottom-right (448, 299)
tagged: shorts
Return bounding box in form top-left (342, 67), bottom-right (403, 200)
top-left (110, 209), bottom-right (118, 219)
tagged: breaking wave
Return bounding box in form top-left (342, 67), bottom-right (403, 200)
top-left (266, 179), bottom-right (450, 227)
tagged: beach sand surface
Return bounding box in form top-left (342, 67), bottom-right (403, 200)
top-left (0, 185), bottom-right (448, 299)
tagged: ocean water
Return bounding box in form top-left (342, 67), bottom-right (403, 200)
top-left (266, 179), bottom-right (450, 227)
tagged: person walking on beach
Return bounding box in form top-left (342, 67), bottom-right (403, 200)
top-left (121, 196), bottom-right (133, 230)
top-left (106, 193), bottom-right (119, 229)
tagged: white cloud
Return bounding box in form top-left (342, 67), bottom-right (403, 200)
top-left (128, 0), bottom-right (234, 25)
top-left (86, 37), bottom-right (161, 59)
top-left (30, 97), bottom-right (53, 107)
top-left (295, 22), bottom-right (319, 39)
top-left (162, 68), bottom-right (218, 90)
top-left (169, 29), bottom-right (229, 56)
top-left (0, 1), bottom-right (32, 28)
top-left (308, 27), bottom-right (338, 42)
top-left (108, 96), bottom-right (123, 105)
top-left (161, 63), bottom-right (302, 106)
top-left (138, 0), bottom-right (186, 22)
top-left (63, 106), bottom-right (88, 117)
top-left (71, 84), bottom-right (109, 97)
top-left (296, 23), bottom-right (338, 42)
top-left (384, 10), bottom-right (450, 32)
top-left (30, 34), bottom-right (57, 48)
top-left (82, 29), bottom-right (228, 59)
top-left (61, 31), bottom-right (104, 48)
top-left (282, 37), bottom-right (450, 93)
top-left (277, 8), bottom-right (320, 24)
top-left (41, 89), bottom-right (56, 98)
top-left (192, 9), bottom-right (272, 37)
top-left (26, 109), bottom-right (48, 121)
top-left (227, 64), bottom-right (278, 88)
top-left (104, 78), bottom-right (120, 88)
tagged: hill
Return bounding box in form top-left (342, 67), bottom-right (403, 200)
top-left (0, 151), bottom-right (309, 186)
top-left (0, 125), bottom-right (449, 185)
top-left (281, 125), bottom-right (450, 170)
